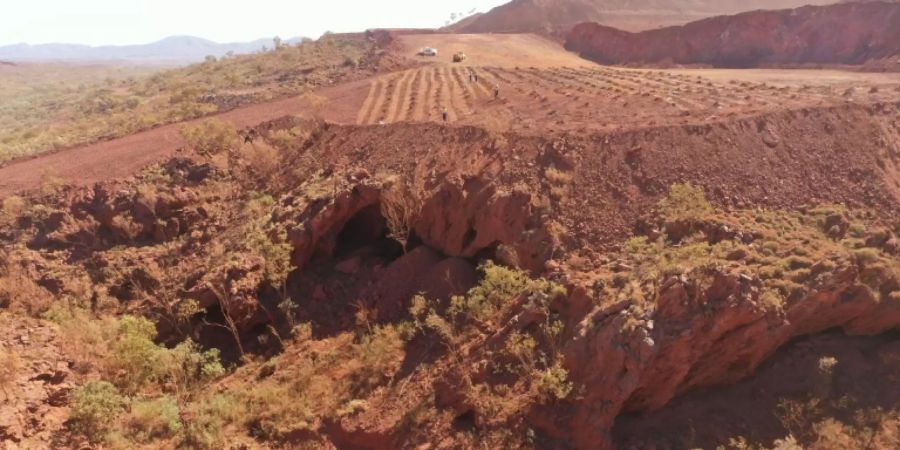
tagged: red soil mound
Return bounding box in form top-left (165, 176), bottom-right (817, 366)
top-left (566, 2), bottom-right (900, 67)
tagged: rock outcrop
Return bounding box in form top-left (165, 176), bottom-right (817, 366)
top-left (566, 2), bottom-right (900, 67)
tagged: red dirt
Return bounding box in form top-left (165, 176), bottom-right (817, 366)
top-left (448, 0), bottom-right (838, 35)
top-left (566, 2), bottom-right (900, 67)
top-left (3, 32), bottom-right (899, 200)
top-left (0, 80), bottom-right (369, 197)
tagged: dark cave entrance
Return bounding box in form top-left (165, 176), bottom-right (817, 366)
top-left (331, 203), bottom-right (406, 260)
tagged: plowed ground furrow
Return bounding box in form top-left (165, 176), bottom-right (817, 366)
top-left (420, 68), bottom-right (436, 121)
top-left (442, 68), bottom-right (463, 120)
top-left (624, 76), bottom-right (707, 110)
top-left (451, 68), bottom-right (476, 113)
top-left (385, 70), bottom-right (413, 123)
top-left (482, 68), bottom-right (527, 95)
top-left (409, 68), bottom-right (427, 122)
top-left (561, 69), bottom-right (616, 93)
top-left (376, 74), bottom-right (402, 123)
top-left (527, 70), bottom-right (569, 88)
top-left (357, 78), bottom-right (384, 125)
top-left (432, 67), bottom-right (451, 121)
top-left (469, 69), bottom-right (493, 98)
top-left (518, 71), bottom-right (579, 99)
top-left (429, 67), bottom-right (444, 121)
top-left (473, 68), bottom-right (500, 94)
top-left (483, 68), bottom-right (516, 85)
top-left (391, 69), bottom-right (417, 123)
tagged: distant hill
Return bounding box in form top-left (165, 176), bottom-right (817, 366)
top-left (448, 0), bottom-right (847, 35)
top-left (565, 2), bottom-right (900, 67)
top-left (0, 35), bottom-right (308, 64)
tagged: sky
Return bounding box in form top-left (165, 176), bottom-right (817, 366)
top-left (1, 0), bottom-right (508, 46)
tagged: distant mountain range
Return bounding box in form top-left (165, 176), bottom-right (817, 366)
top-left (0, 35), bottom-right (307, 64)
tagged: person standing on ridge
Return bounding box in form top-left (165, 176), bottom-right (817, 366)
top-left (442, 107), bottom-right (448, 122)
top-left (493, 84), bottom-right (500, 99)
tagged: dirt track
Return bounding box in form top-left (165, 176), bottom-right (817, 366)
top-left (0, 81), bottom-right (367, 197)
top-left (2, 32), bottom-right (898, 197)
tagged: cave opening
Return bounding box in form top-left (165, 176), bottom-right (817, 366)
top-left (332, 203), bottom-right (405, 261)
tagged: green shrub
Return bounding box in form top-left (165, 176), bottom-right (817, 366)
top-left (110, 316), bottom-right (165, 393)
top-left (120, 395), bottom-right (182, 443)
top-left (658, 183), bottom-right (713, 222)
top-left (536, 362), bottom-right (573, 401)
top-left (448, 262), bottom-right (564, 324)
top-left (181, 394), bottom-right (243, 449)
top-left (165, 340), bottom-right (226, 392)
top-left (69, 381), bottom-right (126, 440)
top-left (179, 119), bottom-right (239, 155)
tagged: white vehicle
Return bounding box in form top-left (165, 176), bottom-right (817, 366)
top-left (420, 47), bottom-right (438, 57)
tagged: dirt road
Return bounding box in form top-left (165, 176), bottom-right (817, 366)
top-left (0, 80), bottom-right (368, 197)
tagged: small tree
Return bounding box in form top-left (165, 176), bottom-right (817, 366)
top-left (380, 180), bottom-right (420, 252)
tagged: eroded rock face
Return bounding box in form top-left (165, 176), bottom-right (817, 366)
top-left (284, 173), bottom-right (561, 277)
top-left (555, 260), bottom-right (899, 448)
top-left (184, 255), bottom-right (268, 331)
top-left (0, 315), bottom-right (76, 449)
top-left (416, 177), bottom-right (559, 274)
top-left (565, 2), bottom-right (900, 67)
top-left (26, 173), bottom-right (208, 256)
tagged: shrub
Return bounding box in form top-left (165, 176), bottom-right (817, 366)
top-left (658, 183), bottom-right (713, 222)
top-left (180, 119), bottom-right (240, 156)
top-left (69, 381), bottom-right (127, 440)
top-left (45, 310), bottom-right (225, 395)
top-left (853, 248), bottom-right (881, 266)
top-left (110, 316), bottom-right (165, 393)
top-left (165, 340), bottom-right (226, 393)
top-left (449, 261), bottom-right (533, 322)
top-left (0, 195), bottom-right (26, 223)
top-left (181, 394), bottom-right (243, 449)
top-left (120, 395), bottom-right (182, 443)
top-left (239, 140), bottom-right (281, 177)
top-left (536, 362), bottom-right (573, 401)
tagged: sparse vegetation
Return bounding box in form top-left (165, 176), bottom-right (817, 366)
top-left (0, 35), bottom-right (372, 162)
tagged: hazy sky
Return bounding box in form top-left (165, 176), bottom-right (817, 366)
top-left (1, 0), bottom-right (508, 46)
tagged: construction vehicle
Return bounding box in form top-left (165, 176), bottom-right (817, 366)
top-left (452, 52), bottom-right (467, 63)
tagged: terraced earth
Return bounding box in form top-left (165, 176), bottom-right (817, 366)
top-left (351, 63), bottom-right (900, 134)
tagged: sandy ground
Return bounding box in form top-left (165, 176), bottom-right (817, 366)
top-left (664, 68), bottom-right (900, 88)
top-left (396, 33), bottom-right (597, 68)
